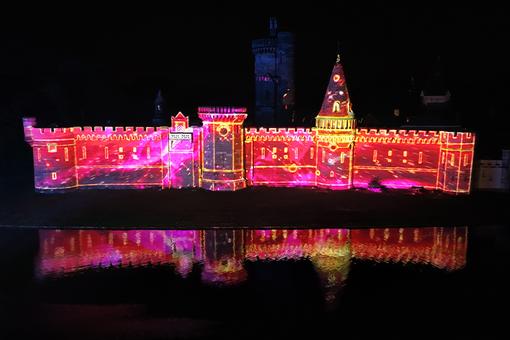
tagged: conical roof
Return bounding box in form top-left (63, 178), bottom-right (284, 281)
top-left (318, 55), bottom-right (354, 118)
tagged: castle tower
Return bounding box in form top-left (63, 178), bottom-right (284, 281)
top-left (252, 17), bottom-right (295, 126)
top-left (198, 107), bottom-right (248, 191)
top-left (315, 54), bottom-right (356, 189)
top-left (152, 89), bottom-right (167, 126)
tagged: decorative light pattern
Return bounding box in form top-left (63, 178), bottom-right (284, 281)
top-left (23, 58), bottom-right (475, 194)
top-left (37, 227), bottom-right (468, 302)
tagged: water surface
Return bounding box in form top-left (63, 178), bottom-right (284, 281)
top-left (0, 226), bottom-right (508, 339)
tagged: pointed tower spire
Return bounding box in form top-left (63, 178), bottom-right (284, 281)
top-left (317, 54), bottom-right (354, 119)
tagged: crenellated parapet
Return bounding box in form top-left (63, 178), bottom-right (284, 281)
top-left (439, 131), bottom-right (475, 145)
top-left (73, 126), bottom-right (165, 142)
top-left (30, 127), bottom-right (76, 141)
top-left (245, 127), bottom-right (315, 142)
top-left (355, 129), bottom-right (441, 144)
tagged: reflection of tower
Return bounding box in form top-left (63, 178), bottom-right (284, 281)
top-left (152, 89), bottom-right (167, 126)
top-left (198, 107), bottom-right (248, 191)
top-left (252, 17), bottom-right (295, 126)
top-left (315, 53), bottom-right (356, 189)
top-left (201, 230), bottom-right (246, 285)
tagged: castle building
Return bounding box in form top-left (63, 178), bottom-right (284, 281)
top-left (23, 54), bottom-right (476, 194)
top-left (252, 17), bottom-right (295, 126)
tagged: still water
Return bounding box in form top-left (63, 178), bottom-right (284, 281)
top-left (0, 226), bottom-right (508, 339)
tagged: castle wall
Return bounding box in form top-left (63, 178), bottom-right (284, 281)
top-left (244, 128), bottom-right (316, 187)
top-left (73, 127), bottom-right (167, 189)
top-left (23, 119), bottom-right (476, 194)
top-left (352, 129), bottom-right (443, 190)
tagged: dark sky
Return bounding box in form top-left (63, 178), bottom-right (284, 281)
top-left (1, 4), bottom-right (508, 130)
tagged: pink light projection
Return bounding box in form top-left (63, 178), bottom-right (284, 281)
top-left (23, 56), bottom-right (475, 194)
top-left (37, 227), bottom-right (468, 298)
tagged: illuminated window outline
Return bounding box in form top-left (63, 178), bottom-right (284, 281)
top-left (372, 150), bottom-right (377, 163)
top-left (104, 147), bottom-right (109, 159)
top-left (418, 152), bottom-right (423, 164)
top-left (261, 147), bottom-right (265, 159)
top-left (51, 172), bottom-right (57, 180)
top-left (81, 146), bottom-right (87, 159)
top-left (47, 143), bottom-right (57, 153)
top-left (64, 147), bottom-right (69, 162)
top-left (340, 152), bottom-right (345, 164)
top-left (463, 154), bottom-right (469, 166)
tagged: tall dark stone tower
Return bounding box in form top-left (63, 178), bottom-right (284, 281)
top-left (152, 89), bottom-right (167, 126)
top-left (252, 18), bottom-right (295, 126)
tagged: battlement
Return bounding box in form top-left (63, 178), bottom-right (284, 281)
top-left (30, 127), bottom-right (76, 140)
top-left (439, 131), bottom-right (475, 144)
top-left (245, 127), bottom-right (315, 142)
top-left (29, 125), bottom-right (170, 142)
top-left (71, 126), bottom-right (166, 134)
top-left (198, 107), bottom-right (247, 114)
top-left (355, 129), bottom-right (441, 144)
top-left (252, 38), bottom-right (276, 53)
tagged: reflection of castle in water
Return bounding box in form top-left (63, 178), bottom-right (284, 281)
top-left (38, 227), bottom-right (467, 303)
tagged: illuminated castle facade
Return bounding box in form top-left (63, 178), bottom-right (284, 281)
top-left (23, 56), bottom-right (475, 194)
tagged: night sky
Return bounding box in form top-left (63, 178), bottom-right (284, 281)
top-left (1, 4), bottom-right (508, 135)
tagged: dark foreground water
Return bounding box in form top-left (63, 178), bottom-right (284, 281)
top-left (0, 226), bottom-right (508, 339)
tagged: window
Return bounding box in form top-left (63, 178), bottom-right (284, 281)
top-left (47, 143), bottom-right (57, 153)
top-left (37, 148), bottom-right (42, 162)
top-left (463, 154), bottom-right (469, 166)
top-left (146, 147), bottom-right (151, 160)
top-left (403, 150), bottom-right (408, 157)
top-left (372, 150), bottom-right (378, 163)
top-left (104, 147), bottom-right (109, 159)
top-left (388, 150), bottom-right (392, 157)
top-left (81, 146), bottom-right (87, 159)
top-left (441, 152), bottom-right (445, 164)
top-left (322, 149), bottom-right (326, 163)
top-left (418, 152), bottom-right (423, 164)
top-left (450, 154), bottom-right (455, 166)
top-left (310, 147), bottom-right (314, 159)
top-left (341, 152), bottom-right (345, 164)
top-left (51, 172), bottom-right (57, 180)
top-left (261, 148), bottom-right (266, 159)
top-left (64, 147), bottom-right (69, 162)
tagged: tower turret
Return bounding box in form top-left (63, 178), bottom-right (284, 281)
top-left (314, 53), bottom-right (356, 189)
top-left (198, 107), bottom-right (248, 191)
top-left (252, 18), bottom-right (295, 126)
top-left (152, 89), bottom-right (167, 126)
